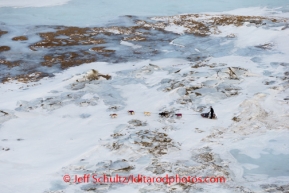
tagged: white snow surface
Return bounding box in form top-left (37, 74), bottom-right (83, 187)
top-left (165, 24), bottom-right (187, 35)
top-left (0, 6), bottom-right (289, 193)
top-left (120, 41), bottom-right (142, 49)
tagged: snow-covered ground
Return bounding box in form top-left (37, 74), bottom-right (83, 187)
top-left (0, 2), bottom-right (289, 193)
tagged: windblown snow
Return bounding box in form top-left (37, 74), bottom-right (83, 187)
top-left (0, 5), bottom-right (289, 193)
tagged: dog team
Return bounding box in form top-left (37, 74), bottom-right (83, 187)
top-left (109, 111), bottom-right (182, 118)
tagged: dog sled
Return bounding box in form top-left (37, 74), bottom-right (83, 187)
top-left (201, 112), bottom-right (217, 119)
